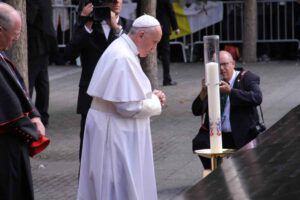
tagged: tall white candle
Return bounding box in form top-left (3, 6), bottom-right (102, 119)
top-left (206, 62), bottom-right (222, 153)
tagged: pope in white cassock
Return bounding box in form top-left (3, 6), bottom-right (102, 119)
top-left (77, 15), bottom-right (165, 200)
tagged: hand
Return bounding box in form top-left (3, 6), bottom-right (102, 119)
top-left (109, 11), bottom-right (120, 30)
top-left (81, 3), bottom-right (93, 17)
top-left (201, 78), bottom-right (207, 91)
top-left (219, 80), bottom-right (231, 94)
top-left (175, 29), bottom-right (180, 35)
top-left (153, 89), bottom-right (166, 106)
top-left (81, 3), bottom-right (94, 30)
top-left (199, 78), bottom-right (207, 100)
top-left (31, 117), bottom-right (46, 136)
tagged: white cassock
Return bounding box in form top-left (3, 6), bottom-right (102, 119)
top-left (77, 34), bottom-right (161, 200)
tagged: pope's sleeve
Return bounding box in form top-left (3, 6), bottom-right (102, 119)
top-left (113, 94), bottom-right (161, 118)
top-left (134, 94), bottom-right (161, 118)
top-left (113, 101), bottom-right (142, 117)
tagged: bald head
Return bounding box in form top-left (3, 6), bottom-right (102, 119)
top-left (219, 50), bottom-right (236, 82)
top-left (0, 3), bottom-right (21, 30)
top-left (220, 50), bottom-right (235, 63)
top-left (0, 2), bottom-right (22, 50)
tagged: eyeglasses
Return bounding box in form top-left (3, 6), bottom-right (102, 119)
top-left (0, 25), bottom-right (21, 40)
top-left (220, 62), bottom-right (231, 67)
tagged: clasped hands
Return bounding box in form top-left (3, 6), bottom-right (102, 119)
top-left (153, 89), bottom-right (166, 106)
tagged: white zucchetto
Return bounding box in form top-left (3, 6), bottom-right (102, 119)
top-left (132, 14), bottom-right (160, 28)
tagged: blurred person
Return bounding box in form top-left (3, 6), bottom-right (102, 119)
top-left (52, 0), bottom-right (71, 33)
top-left (27, 0), bottom-right (58, 127)
top-left (192, 50), bottom-right (262, 175)
top-left (50, 0), bottom-right (72, 65)
top-left (156, 0), bottom-right (180, 86)
top-left (0, 2), bottom-right (46, 199)
top-left (64, 0), bottom-right (132, 161)
top-left (77, 15), bottom-right (165, 200)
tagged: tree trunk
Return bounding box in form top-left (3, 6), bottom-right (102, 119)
top-left (243, 0), bottom-right (257, 63)
top-left (138, 0), bottom-right (159, 89)
top-left (6, 0), bottom-right (28, 88)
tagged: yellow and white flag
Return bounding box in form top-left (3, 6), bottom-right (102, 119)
top-left (170, 1), bottom-right (223, 40)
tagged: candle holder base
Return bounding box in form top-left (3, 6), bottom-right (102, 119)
top-left (194, 148), bottom-right (235, 170)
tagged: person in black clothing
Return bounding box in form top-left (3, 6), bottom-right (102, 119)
top-left (156, 0), bottom-right (180, 86)
top-left (27, 0), bottom-right (58, 127)
top-left (0, 3), bottom-right (46, 199)
top-left (192, 51), bottom-right (262, 175)
top-left (64, 0), bottom-right (132, 160)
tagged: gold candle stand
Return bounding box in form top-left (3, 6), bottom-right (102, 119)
top-left (194, 149), bottom-right (235, 170)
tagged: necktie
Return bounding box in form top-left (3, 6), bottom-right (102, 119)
top-left (220, 93), bottom-right (228, 116)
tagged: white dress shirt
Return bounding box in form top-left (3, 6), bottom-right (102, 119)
top-left (84, 17), bottom-right (121, 39)
top-left (221, 70), bottom-right (240, 132)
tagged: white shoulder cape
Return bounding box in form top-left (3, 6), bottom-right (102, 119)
top-left (87, 34), bottom-right (152, 102)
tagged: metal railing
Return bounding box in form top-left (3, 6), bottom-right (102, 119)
top-left (52, 4), bottom-right (77, 48)
top-left (170, 37), bottom-right (189, 63)
top-left (172, 0), bottom-right (300, 62)
top-left (52, 1), bottom-right (300, 62)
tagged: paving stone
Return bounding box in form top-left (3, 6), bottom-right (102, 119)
top-left (31, 61), bottom-right (300, 199)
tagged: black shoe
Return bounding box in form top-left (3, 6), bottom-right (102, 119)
top-left (163, 81), bottom-right (177, 86)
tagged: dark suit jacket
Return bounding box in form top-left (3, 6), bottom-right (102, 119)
top-left (27, 0), bottom-right (57, 60)
top-left (64, 16), bottom-right (132, 115)
top-left (0, 55), bottom-right (40, 137)
top-left (192, 69), bottom-right (263, 149)
top-left (0, 54), bottom-right (42, 200)
top-left (156, 0), bottom-right (179, 35)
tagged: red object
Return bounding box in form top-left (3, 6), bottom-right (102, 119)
top-left (29, 135), bottom-right (50, 157)
top-left (224, 45), bottom-right (240, 61)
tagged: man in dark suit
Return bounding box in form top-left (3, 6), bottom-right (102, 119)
top-left (192, 50), bottom-right (262, 173)
top-left (0, 3), bottom-right (46, 199)
top-left (27, 0), bottom-right (58, 127)
top-left (64, 0), bottom-right (132, 160)
top-left (156, 0), bottom-right (180, 86)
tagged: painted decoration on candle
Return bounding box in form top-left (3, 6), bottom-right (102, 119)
top-left (216, 119), bottom-right (222, 136)
top-left (209, 118), bottom-right (222, 136)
